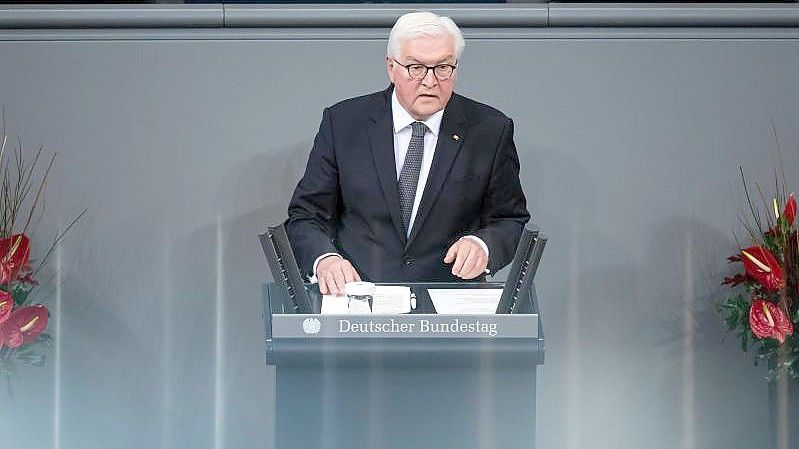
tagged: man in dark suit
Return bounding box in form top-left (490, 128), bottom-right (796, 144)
top-left (287, 11), bottom-right (529, 295)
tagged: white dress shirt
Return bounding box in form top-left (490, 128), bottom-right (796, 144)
top-left (311, 92), bottom-right (489, 279)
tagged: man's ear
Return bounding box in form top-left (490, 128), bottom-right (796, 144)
top-left (386, 56), bottom-right (396, 84)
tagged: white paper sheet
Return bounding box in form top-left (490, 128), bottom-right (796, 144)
top-left (427, 288), bottom-right (503, 315)
top-left (372, 285), bottom-right (411, 314)
top-left (320, 295), bottom-right (349, 314)
top-left (321, 285), bottom-right (411, 315)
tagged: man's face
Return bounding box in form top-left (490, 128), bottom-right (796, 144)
top-left (387, 34), bottom-right (457, 120)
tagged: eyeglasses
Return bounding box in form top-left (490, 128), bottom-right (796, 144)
top-left (392, 59), bottom-right (457, 80)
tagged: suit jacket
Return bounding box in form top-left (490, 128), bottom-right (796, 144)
top-left (287, 86), bottom-right (529, 282)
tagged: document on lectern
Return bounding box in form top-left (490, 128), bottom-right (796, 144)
top-left (321, 285), bottom-right (411, 314)
top-left (372, 285), bottom-right (412, 314)
top-left (428, 288), bottom-right (503, 314)
top-left (321, 295), bottom-right (348, 314)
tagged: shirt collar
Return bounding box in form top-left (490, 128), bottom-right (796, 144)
top-left (391, 90), bottom-right (443, 137)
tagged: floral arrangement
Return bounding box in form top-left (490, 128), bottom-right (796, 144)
top-left (0, 235), bottom-right (49, 351)
top-left (0, 120), bottom-right (82, 391)
top-left (721, 170), bottom-right (799, 382)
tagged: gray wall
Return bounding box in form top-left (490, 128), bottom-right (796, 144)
top-left (1, 6), bottom-right (798, 449)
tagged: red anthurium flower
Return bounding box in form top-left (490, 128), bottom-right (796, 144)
top-left (749, 299), bottom-right (794, 343)
top-left (0, 234), bottom-right (30, 284)
top-left (740, 246), bottom-right (784, 291)
top-left (0, 304), bottom-right (48, 348)
top-left (2, 327), bottom-right (23, 348)
top-left (784, 193), bottom-right (797, 226)
top-left (0, 290), bottom-right (12, 325)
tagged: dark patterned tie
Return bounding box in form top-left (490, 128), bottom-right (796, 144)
top-left (398, 121), bottom-right (427, 236)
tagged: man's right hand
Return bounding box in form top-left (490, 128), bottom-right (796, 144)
top-left (315, 255), bottom-right (361, 296)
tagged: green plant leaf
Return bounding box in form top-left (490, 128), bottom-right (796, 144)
top-left (10, 283), bottom-right (31, 307)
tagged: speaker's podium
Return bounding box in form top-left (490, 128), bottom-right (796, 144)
top-left (260, 226), bottom-right (546, 449)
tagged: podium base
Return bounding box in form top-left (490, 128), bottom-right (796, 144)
top-left (276, 364), bottom-right (537, 449)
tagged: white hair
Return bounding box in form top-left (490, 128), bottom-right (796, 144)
top-left (387, 11), bottom-right (465, 60)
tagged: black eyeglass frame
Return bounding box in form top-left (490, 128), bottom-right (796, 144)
top-left (391, 59), bottom-right (458, 80)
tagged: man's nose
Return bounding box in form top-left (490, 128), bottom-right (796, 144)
top-left (421, 68), bottom-right (438, 87)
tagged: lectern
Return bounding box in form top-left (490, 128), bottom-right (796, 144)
top-left (262, 282), bottom-right (545, 449)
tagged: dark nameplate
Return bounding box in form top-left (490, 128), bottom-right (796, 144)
top-left (272, 314), bottom-right (538, 339)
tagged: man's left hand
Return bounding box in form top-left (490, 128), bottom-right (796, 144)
top-left (444, 237), bottom-right (488, 279)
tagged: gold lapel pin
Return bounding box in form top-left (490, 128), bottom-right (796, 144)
top-left (453, 134), bottom-right (460, 141)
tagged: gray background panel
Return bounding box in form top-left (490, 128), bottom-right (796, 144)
top-left (549, 4), bottom-right (799, 27)
top-left (3, 4), bottom-right (799, 29)
top-left (0, 5), bottom-right (223, 28)
top-left (0, 13), bottom-right (797, 449)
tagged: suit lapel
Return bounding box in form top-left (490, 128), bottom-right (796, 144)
top-left (406, 95), bottom-right (466, 247)
top-left (368, 89), bottom-right (406, 246)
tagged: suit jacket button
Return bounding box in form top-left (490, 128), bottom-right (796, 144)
top-left (404, 258), bottom-right (413, 266)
